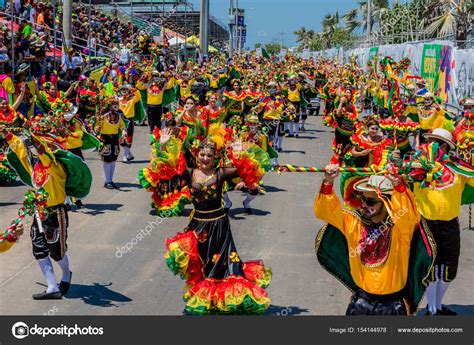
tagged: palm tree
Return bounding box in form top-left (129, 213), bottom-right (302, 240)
top-left (321, 12), bottom-right (340, 48)
top-left (343, 0), bottom-right (390, 35)
top-left (422, 0), bottom-right (473, 48)
top-left (294, 27), bottom-right (316, 50)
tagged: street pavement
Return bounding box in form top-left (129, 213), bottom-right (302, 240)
top-left (0, 115), bottom-right (473, 316)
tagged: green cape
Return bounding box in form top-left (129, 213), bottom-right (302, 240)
top-left (7, 149), bottom-right (92, 199)
top-left (315, 219), bottom-right (435, 314)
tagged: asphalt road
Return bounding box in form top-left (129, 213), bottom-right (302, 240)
top-left (1, 115), bottom-right (473, 316)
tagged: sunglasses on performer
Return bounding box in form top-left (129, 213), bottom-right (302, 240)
top-left (360, 196), bottom-right (382, 207)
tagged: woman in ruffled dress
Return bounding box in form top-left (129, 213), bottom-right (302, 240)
top-left (139, 125), bottom-right (272, 314)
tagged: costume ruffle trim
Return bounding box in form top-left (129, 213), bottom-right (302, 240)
top-left (183, 275), bottom-right (271, 315)
top-left (151, 187), bottom-right (192, 217)
top-left (229, 144), bottom-right (271, 188)
top-left (165, 231), bottom-right (272, 315)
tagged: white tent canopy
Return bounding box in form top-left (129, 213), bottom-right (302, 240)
top-left (168, 36), bottom-right (185, 45)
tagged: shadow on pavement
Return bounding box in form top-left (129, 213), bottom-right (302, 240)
top-left (230, 207), bottom-right (271, 217)
top-left (0, 202), bottom-right (20, 207)
top-left (292, 136), bottom-right (318, 140)
top-left (281, 149), bottom-right (306, 154)
top-left (115, 182), bottom-right (142, 190)
top-left (266, 305), bottom-right (310, 316)
top-left (263, 185), bottom-right (287, 193)
top-left (304, 129), bottom-right (327, 133)
top-left (64, 282), bottom-right (133, 307)
top-left (416, 304), bottom-right (474, 316)
top-left (81, 203), bottom-right (123, 216)
top-left (0, 180), bottom-right (24, 187)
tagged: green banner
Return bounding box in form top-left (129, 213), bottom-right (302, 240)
top-left (368, 47), bottom-right (379, 61)
top-left (420, 44), bottom-right (441, 93)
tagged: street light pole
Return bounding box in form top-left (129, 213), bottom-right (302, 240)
top-left (229, 0), bottom-right (234, 57)
top-left (366, 0), bottom-right (371, 44)
top-left (235, 0), bottom-right (239, 54)
top-left (199, 0), bottom-right (209, 57)
top-left (62, 0), bottom-right (72, 51)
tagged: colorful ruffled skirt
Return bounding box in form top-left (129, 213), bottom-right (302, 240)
top-left (165, 208), bottom-right (272, 315)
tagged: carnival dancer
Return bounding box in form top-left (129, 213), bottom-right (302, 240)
top-left (380, 105), bottom-right (419, 158)
top-left (202, 92), bottom-right (224, 127)
top-left (243, 78), bottom-right (264, 115)
top-left (76, 77), bottom-right (98, 122)
top-left (416, 93), bottom-right (452, 147)
top-left (118, 84), bottom-right (142, 163)
top-left (0, 86), bottom-right (26, 184)
top-left (315, 164), bottom-right (435, 315)
top-left (176, 96), bottom-right (208, 137)
top-left (51, 100), bottom-right (86, 210)
top-left (137, 70), bottom-right (176, 132)
top-left (298, 72), bottom-right (318, 132)
top-left (139, 124), bottom-right (272, 314)
top-left (282, 76), bottom-right (302, 137)
top-left (34, 80), bottom-right (78, 114)
top-left (224, 114), bottom-right (276, 214)
top-left (0, 121), bottom-right (91, 299)
top-left (346, 117), bottom-right (392, 168)
top-left (252, 82), bottom-right (289, 158)
top-left (330, 88), bottom-right (358, 164)
top-left (177, 71), bottom-right (194, 106)
top-left (95, 97), bottom-right (126, 189)
top-left (222, 79), bottom-right (245, 124)
top-left (413, 128), bottom-right (474, 315)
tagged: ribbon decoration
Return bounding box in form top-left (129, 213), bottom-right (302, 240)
top-left (0, 189), bottom-right (49, 244)
top-left (272, 142), bottom-right (456, 190)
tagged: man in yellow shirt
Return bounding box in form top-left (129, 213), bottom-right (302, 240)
top-left (95, 97), bottom-right (126, 189)
top-left (136, 70), bottom-right (175, 133)
top-left (1, 128), bottom-right (71, 300)
top-left (315, 164), bottom-right (434, 315)
top-left (282, 76), bottom-right (302, 137)
top-left (118, 85), bottom-right (141, 163)
top-left (414, 128), bottom-right (474, 315)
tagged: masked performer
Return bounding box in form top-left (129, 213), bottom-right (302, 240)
top-left (95, 97), bottom-right (126, 189)
top-left (137, 70), bottom-right (176, 132)
top-left (118, 84), bottom-right (142, 163)
top-left (414, 129), bottom-right (474, 315)
top-left (1, 120), bottom-right (91, 299)
top-left (315, 165), bottom-right (435, 315)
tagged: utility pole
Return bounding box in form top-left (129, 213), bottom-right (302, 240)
top-left (199, 0), bottom-right (209, 57)
top-left (235, 0), bottom-right (239, 54)
top-left (229, 0), bottom-right (234, 57)
top-left (62, 0), bottom-right (72, 51)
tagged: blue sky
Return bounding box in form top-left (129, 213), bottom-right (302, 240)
top-left (189, 0), bottom-right (356, 49)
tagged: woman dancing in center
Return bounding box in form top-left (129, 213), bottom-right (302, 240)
top-left (140, 126), bottom-right (272, 315)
